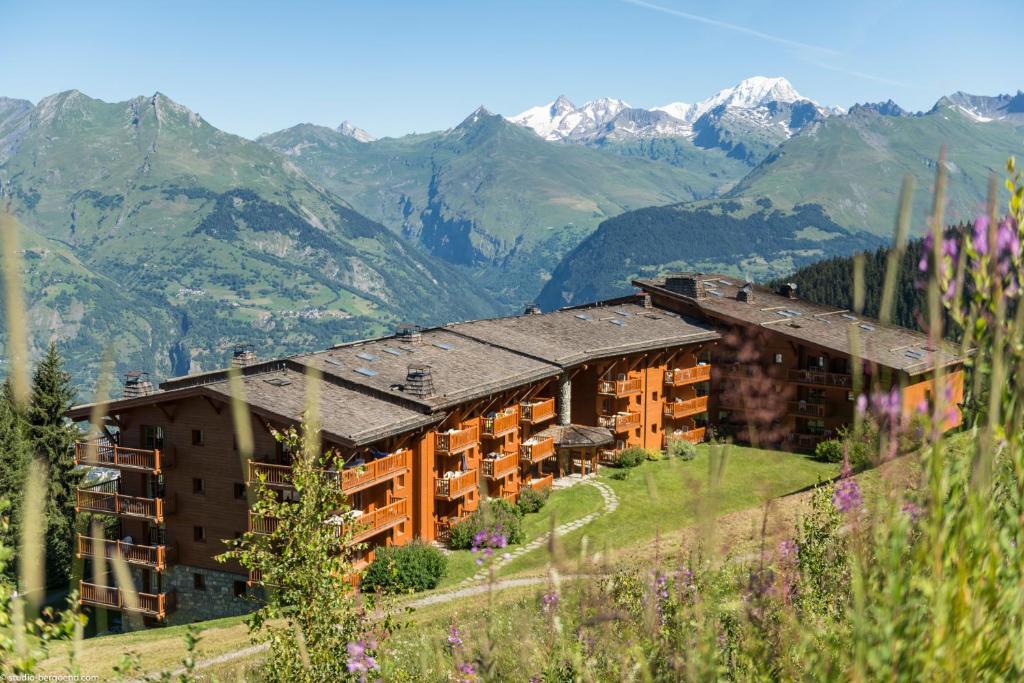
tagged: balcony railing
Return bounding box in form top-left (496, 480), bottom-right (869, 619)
top-left (76, 482), bottom-right (169, 523)
top-left (597, 411), bottom-right (642, 433)
top-left (248, 512), bottom-right (279, 535)
top-left (337, 449), bottom-right (411, 494)
top-left (718, 363), bottom-right (757, 378)
top-left (520, 436), bottom-right (556, 464)
top-left (787, 369), bottom-right (851, 387)
top-left (74, 442), bottom-right (164, 474)
top-left (664, 396), bottom-right (709, 420)
top-left (794, 433), bottom-right (827, 450)
top-left (435, 426), bottom-right (480, 455)
top-left (520, 397), bottom-right (556, 424)
top-left (482, 409), bottom-right (519, 438)
top-left (247, 461), bottom-right (293, 488)
top-left (598, 377), bottom-right (642, 397)
top-left (79, 581), bottom-right (175, 621)
top-left (787, 401), bottom-right (828, 418)
top-left (664, 427), bottom-right (706, 447)
top-left (345, 498), bottom-right (410, 543)
top-left (435, 469), bottom-right (478, 501)
top-left (77, 535), bottom-right (174, 571)
top-left (482, 452), bottom-right (519, 479)
top-left (598, 448), bottom-right (621, 465)
top-left (666, 365), bottom-right (711, 386)
top-left (528, 474), bottom-right (554, 492)
top-left (435, 515), bottom-right (470, 543)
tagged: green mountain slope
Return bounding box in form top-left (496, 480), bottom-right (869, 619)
top-left (259, 109), bottom-right (747, 303)
top-left (729, 104), bottom-right (1024, 236)
top-left (536, 198), bottom-right (884, 309)
top-left (0, 91), bottom-right (498, 390)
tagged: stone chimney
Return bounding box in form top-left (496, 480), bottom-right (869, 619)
top-left (405, 363), bottom-right (435, 398)
top-left (779, 282), bottom-right (798, 300)
top-left (123, 371), bottom-right (154, 398)
top-left (231, 344), bottom-right (256, 368)
top-left (557, 372), bottom-right (571, 426)
top-left (523, 302), bottom-right (542, 315)
top-left (736, 283), bottom-right (756, 303)
top-left (640, 292), bottom-right (653, 309)
top-left (396, 323), bottom-right (422, 344)
top-left (664, 273), bottom-right (707, 299)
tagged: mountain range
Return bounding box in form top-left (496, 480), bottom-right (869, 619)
top-left (1, 77), bottom-right (1021, 390)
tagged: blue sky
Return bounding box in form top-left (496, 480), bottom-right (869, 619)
top-left (1, 0), bottom-right (1019, 139)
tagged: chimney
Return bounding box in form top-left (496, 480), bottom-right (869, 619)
top-left (640, 292), bottom-right (653, 309)
top-left (779, 282), bottom-right (798, 300)
top-left (231, 344), bottom-right (256, 368)
top-left (404, 363), bottom-right (435, 398)
top-left (123, 371), bottom-right (154, 398)
top-left (396, 323), bottom-right (422, 344)
top-left (736, 283), bottom-right (756, 303)
top-left (557, 372), bottom-right (571, 426)
top-left (664, 273), bottom-right (707, 299)
top-left (523, 302), bottom-right (542, 315)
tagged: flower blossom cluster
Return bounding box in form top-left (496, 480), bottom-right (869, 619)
top-left (471, 528), bottom-right (508, 565)
top-left (832, 478), bottom-right (863, 514)
top-left (345, 638), bottom-right (379, 682)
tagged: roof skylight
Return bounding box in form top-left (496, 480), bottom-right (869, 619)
top-left (354, 367), bottom-right (378, 377)
top-left (432, 342), bottom-right (453, 351)
top-left (356, 352), bottom-right (379, 362)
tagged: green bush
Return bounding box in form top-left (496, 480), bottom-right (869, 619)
top-left (814, 439), bottom-right (844, 463)
top-left (608, 469), bottom-right (631, 481)
top-left (449, 498), bottom-right (525, 550)
top-left (516, 486), bottom-right (549, 514)
top-left (645, 449), bottom-right (662, 462)
top-left (615, 447), bottom-right (647, 468)
top-left (667, 438), bottom-right (698, 461)
top-left (360, 541), bottom-right (447, 594)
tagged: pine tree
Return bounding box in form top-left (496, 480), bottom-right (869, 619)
top-left (27, 343), bottom-right (79, 587)
top-left (0, 381), bottom-right (31, 580)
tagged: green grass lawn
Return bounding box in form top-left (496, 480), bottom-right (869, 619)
top-left (498, 444), bottom-right (839, 576)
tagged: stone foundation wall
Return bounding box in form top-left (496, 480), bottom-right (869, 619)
top-left (163, 564), bottom-right (259, 625)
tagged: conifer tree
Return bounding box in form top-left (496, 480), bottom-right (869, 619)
top-left (0, 381), bottom-right (31, 579)
top-left (27, 343), bottom-right (78, 587)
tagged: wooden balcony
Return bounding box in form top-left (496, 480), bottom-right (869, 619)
top-left (598, 377), bottom-right (643, 397)
top-left (482, 409), bottom-right (519, 438)
top-left (666, 365), bottom-right (711, 386)
top-left (787, 401), bottom-right (828, 418)
top-left (435, 515), bottom-right (470, 543)
top-left (664, 427), bottom-right (706, 447)
top-left (435, 426), bottom-right (479, 455)
top-left (520, 436), bottom-right (556, 464)
top-left (79, 581), bottom-right (175, 621)
top-left (345, 498), bottom-right (410, 543)
top-left (74, 441), bottom-right (164, 474)
top-left (434, 469), bottom-right (478, 501)
top-left (482, 452), bottom-right (519, 480)
top-left (794, 433), bottom-right (826, 450)
top-left (664, 396), bottom-right (709, 420)
top-left (76, 482), bottom-right (170, 523)
top-left (598, 448), bottom-right (621, 465)
top-left (77, 535), bottom-right (174, 572)
top-left (520, 397), bottom-right (556, 424)
top-left (787, 369), bottom-right (851, 388)
top-left (247, 461), bottom-right (293, 488)
top-left (248, 511), bottom-right (279, 535)
top-left (528, 474), bottom-right (554, 492)
top-left (337, 449), bottom-right (411, 494)
top-left (718, 363), bottom-right (757, 378)
top-left (598, 411), bottom-right (642, 433)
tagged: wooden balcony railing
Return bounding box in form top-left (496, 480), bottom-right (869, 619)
top-left (665, 427), bottom-right (706, 447)
top-left (482, 409), bottom-right (519, 438)
top-left (435, 426), bottom-right (480, 455)
top-left (718, 363), bottom-right (757, 378)
top-left (247, 461), bottom-right (293, 488)
top-left (434, 469), bottom-right (478, 500)
top-left (598, 411), bottom-right (642, 433)
top-left (787, 401), bottom-right (828, 418)
top-left (248, 512), bottom-right (279, 535)
top-left (598, 377), bottom-right (643, 397)
top-left (79, 581), bottom-right (175, 621)
top-left (598, 448), bottom-right (621, 465)
top-left (74, 442), bottom-right (164, 474)
top-left (77, 536), bottom-right (174, 571)
top-left (528, 474), bottom-right (554, 492)
top-left (345, 498), bottom-right (410, 543)
top-left (787, 369), bottom-right (851, 388)
top-left (520, 397), bottom-right (556, 424)
top-left (664, 396), bottom-right (709, 420)
top-left (794, 433), bottom-right (827, 450)
top-left (338, 449), bottom-right (411, 494)
top-left (76, 483), bottom-right (169, 523)
top-left (435, 515), bottom-right (470, 543)
top-left (666, 365), bottom-right (711, 386)
top-left (482, 452), bottom-right (519, 479)
top-left (520, 436), bottom-right (556, 464)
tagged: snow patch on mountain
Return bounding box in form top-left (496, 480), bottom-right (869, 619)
top-left (337, 120), bottom-right (375, 142)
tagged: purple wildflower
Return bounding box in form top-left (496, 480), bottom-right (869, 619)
top-left (902, 501), bottom-right (924, 524)
top-left (832, 478), bottom-right (863, 514)
top-left (456, 661), bottom-right (478, 682)
top-left (973, 215), bottom-right (989, 255)
top-left (471, 527), bottom-right (508, 566)
top-left (346, 638), bottom-right (379, 682)
top-left (540, 588), bottom-right (560, 614)
top-left (446, 625), bottom-right (463, 648)
top-left (777, 538), bottom-right (798, 560)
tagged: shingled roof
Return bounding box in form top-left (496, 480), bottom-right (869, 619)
top-left (446, 300), bottom-right (718, 367)
top-left (634, 274), bottom-right (966, 375)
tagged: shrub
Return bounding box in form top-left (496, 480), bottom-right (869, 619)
top-left (615, 447), bottom-right (647, 468)
top-left (608, 469), bottom-right (631, 481)
top-left (814, 439), bottom-right (844, 463)
top-left (516, 486), bottom-right (549, 514)
top-left (645, 449), bottom-right (662, 461)
top-left (449, 498), bottom-right (525, 549)
top-left (360, 541), bottom-right (447, 594)
top-left (667, 438), bottom-right (698, 461)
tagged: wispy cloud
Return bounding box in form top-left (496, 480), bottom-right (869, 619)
top-left (622, 0), bottom-right (840, 56)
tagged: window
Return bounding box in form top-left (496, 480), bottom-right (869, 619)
top-left (651, 424), bottom-right (659, 433)
top-left (233, 581), bottom-right (247, 598)
top-left (192, 478), bottom-right (205, 494)
top-left (652, 391), bottom-right (659, 402)
top-left (194, 526), bottom-right (206, 542)
top-left (191, 429), bottom-right (204, 446)
top-left (141, 425), bottom-right (164, 450)
top-left (233, 483), bottom-right (246, 499)
top-left (193, 573), bottom-right (206, 591)
top-left (774, 353), bottom-right (783, 364)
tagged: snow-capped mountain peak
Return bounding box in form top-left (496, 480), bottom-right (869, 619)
top-left (337, 120), bottom-right (375, 142)
top-left (509, 95), bottom-right (632, 141)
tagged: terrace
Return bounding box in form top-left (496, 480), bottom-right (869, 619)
top-left (665, 365), bottom-right (711, 386)
top-left (664, 426), bottom-right (706, 447)
top-left (520, 397), bottom-right (556, 424)
top-left (597, 411), bottom-right (642, 433)
top-left (598, 377), bottom-right (643, 398)
top-left (435, 469), bottom-right (478, 501)
top-left (246, 448), bottom-right (412, 495)
top-left (435, 426), bottom-right (480, 455)
top-left (664, 396), bottom-right (709, 420)
top-left (76, 536), bottom-right (174, 572)
top-left (787, 401), bottom-right (829, 418)
top-left (74, 441), bottom-right (165, 474)
top-left (787, 368), bottom-right (851, 388)
top-left (482, 408), bottom-right (520, 438)
top-left (519, 436), bottom-right (556, 464)
top-left (79, 581), bottom-right (176, 621)
top-left (482, 451), bottom-right (519, 479)
top-left (75, 480), bottom-right (171, 523)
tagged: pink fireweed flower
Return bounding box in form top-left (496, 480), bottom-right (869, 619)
top-left (832, 478), bottom-right (863, 514)
top-left (346, 638), bottom-right (379, 682)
